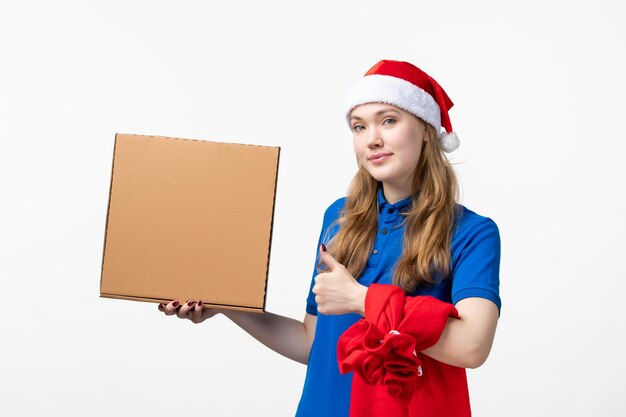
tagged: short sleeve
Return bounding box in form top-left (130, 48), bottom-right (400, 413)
top-left (305, 198), bottom-right (346, 316)
top-left (450, 213), bottom-right (502, 313)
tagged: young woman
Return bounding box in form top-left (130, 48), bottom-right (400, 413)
top-left (159, 60), bottom-right (501, 417)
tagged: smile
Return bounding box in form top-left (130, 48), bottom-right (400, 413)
top-left (368, 153), bottom-right (392, 165)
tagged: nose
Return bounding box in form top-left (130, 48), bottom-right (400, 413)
top-left (366, 127), bottom-right (383, 148)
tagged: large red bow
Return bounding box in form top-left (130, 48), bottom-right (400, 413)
top-left (339, 319), bottom-right (423, 401)
top-left (337, 284), bottom-right (468, 416)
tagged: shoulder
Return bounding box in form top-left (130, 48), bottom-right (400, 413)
top-left (453, 205), bottom-right (500, 243)
top-left (322, 197), bottom-right (347, 223)
top-left (316, 197), bottom-right (347, 243)
top-left (450, 205), bottom-right (501, 264)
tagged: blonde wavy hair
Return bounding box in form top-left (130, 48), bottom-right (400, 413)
top-left (322, 121), bottom-right (460, 293)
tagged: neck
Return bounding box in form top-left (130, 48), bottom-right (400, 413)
top-left (382, 182), bottom-right (412, 205)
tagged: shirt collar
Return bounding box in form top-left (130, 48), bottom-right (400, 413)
top-left (377, 187), bottom-right (414, 213)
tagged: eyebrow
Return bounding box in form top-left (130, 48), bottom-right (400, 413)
top-left (350, 108), bottom-right (401, 121)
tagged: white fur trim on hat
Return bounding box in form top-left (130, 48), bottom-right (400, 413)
top-left (345, 74), bottom-right (442, 133)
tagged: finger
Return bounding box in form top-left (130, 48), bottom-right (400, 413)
top-left (312, 275), bottom-right (326, 294)
top-left (164, 300), bottom-right (181, 315)
top-left (314, 273), bottom-right (321, 285)
top-left (158, 303), bottom-right (165, 312)
top-left (315, 295), bottom-right (325, 312)
top-left (192, 300), bottom-right (203, 323)
top-left (177, 300), bottom-right (196, 318)
top-left (319, 244), bottom-right (344, 271)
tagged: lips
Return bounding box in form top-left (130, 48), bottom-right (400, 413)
top-left (368, 153), bottom-right (392, 163)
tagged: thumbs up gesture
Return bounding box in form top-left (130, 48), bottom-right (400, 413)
top-left (312, 244), bottom-right (368, 316)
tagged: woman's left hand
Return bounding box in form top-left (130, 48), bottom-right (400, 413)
top-left (312, 245), bottom-right (368, 316)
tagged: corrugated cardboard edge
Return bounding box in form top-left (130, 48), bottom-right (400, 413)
top-left (99, 133), bottom-right (281, 314)
top-left (99, 133), bottom-right (119, 304)
top-left (262, 145), bottom-right (281, 313)
top-left (100, 293), bottom-right (263, 313)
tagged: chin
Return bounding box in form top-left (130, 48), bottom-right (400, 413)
top-left (365, 168), bottom-right (395, 183)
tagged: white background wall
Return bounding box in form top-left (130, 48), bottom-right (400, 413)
top-left (1, 1), bottom-right (625, 416)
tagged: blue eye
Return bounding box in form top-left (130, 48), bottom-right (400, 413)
top-left (352, 124), bottom-right (365, 132)
top-left (383, 118), bottom-right (396, 125)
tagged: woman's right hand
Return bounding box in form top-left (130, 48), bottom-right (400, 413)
top-left (158, 300), bottom-right (220, 324)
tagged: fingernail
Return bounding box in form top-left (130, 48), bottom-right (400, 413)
top-left (172, 300), bottom-right (179, 307)
top-left (187, 301), bottom-right (195, 307)
top-left (158, 304), bottom-right (164, 311)
top-left (198, 300), bottom-right (203, 307)
top-left (321, 243), bottom-right (327, 252)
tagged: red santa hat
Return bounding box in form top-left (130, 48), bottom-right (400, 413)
top-left (346, 60), bottom-right (460, 153)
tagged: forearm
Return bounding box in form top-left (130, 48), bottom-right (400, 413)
top-left (220, 310), bottom-right (314, 365)
top-left (421, 298), bottom-right (499, 369)
top-left (348, 288), bottom-right (498, 369)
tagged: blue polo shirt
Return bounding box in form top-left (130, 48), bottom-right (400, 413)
top-left (295, 189), bottom-right (501, 417)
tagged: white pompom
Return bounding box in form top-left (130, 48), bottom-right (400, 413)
top-left (438, 131), bottom-right (460, 153)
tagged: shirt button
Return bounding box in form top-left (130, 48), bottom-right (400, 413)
top-left (387, 208), bottom-right (395, 214)
top-left (373, 249), bottom-right (379, 255)
top-left (381, 229), bottom-right (387, 235)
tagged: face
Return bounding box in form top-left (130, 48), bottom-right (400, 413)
top-left (350, 103), bottom-right (427, 194)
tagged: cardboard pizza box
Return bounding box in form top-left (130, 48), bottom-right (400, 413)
top-left (100, 133), bottom-right (280, 313)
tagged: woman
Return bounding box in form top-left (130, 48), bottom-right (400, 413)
top-left (160, 60), bottom-right (501, 417)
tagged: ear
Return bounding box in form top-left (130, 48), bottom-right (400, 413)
top-left (412, 117), bottom-right (428, 142)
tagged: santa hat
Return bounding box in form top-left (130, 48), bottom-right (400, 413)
top-left (346, 60), bottom-right (460, 153)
